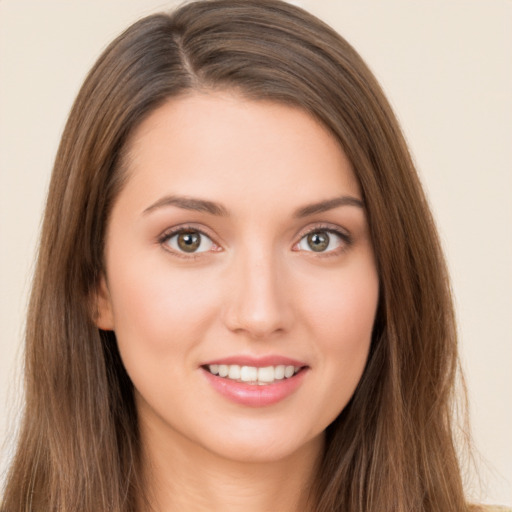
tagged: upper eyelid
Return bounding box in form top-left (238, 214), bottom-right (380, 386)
top-left (295, 223), bottom-right (351, 240)
top-left (157, 222), bottom-right (351, 250)
top-left (158, 224), bottom-right (216, 242)
top-left (158, 226), bottom-right (220, 258)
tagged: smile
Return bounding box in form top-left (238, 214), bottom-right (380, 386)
top-left (205, 364), bottom-right (301, 385)
top-left (201, 358), bottom-right (309, 407)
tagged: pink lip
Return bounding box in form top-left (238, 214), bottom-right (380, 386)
top-left (201, 359), bottom-right (309, 407)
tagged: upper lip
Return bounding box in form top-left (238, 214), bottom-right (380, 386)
top-left (201, 355), bottom-right (308, 368)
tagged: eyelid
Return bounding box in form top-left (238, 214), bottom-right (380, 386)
top-left (157, 224), bottom-right (222, 256)
top-left (156, 222), bottom-right (351, 257)
top-left (295, 223), bottom-right (351, 241)
top-left (293, 223), bottom-right (352, 253)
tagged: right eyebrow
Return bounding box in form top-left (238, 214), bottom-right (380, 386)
top-left (293, 195), bottom-right (364, 218)
top-left (142, 195), bottom-right (229, 216)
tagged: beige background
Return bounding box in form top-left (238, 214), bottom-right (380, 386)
top-left (1, 0), bottom-right (511, 505)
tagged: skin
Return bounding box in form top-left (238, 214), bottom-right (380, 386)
top-left (95, 91), bottom-right (379, 512)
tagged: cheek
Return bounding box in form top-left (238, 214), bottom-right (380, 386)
top-left (300, 258), bottom-right (379, 348)
top-left (297, 256), bottom-right (379, 413)
top-left (106, 255), bottom-right (223, 357)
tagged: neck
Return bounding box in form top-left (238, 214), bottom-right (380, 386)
top-left (138, 417), bottom-right (324, 512)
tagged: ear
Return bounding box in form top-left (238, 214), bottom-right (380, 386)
top-left (93, 274), bottom-right (115, 331)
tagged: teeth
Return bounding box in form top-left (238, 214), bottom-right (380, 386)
top-left (257, 366), bottom-right (275, 383)
top-left (228, 365), bottom-right (241, 379)
top-left (274, 365), bottom-right (285, 380)
top-left (284, 365), bottom-right (295, 378)
top-left (207, 364), bottom-right (300, 384)
top-left (240, 365), bottom-right (258, 382)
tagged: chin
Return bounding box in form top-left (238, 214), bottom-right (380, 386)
top-left (198, 427), bottom-right (325, 465)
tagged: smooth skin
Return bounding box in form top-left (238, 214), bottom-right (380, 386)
top-left (95, 91), bottom-right (379, 512)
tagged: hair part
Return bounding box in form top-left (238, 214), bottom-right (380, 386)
top-left (2, 1), bottom-right (470, 511)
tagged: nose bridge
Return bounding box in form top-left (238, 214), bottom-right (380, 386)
top-left (224, 240), bottom-right (292, 338)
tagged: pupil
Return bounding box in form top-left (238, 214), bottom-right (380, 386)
top-left (178, 231), bottom-right (200, 252)
top-left (307, 231), bottom-right (329, 252)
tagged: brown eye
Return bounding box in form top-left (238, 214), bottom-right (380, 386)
top-left (166, 230), bottom-right (214, 253)
top-left (306, 231), bottom-right (329, 252)
top-left (297, 229), bottom-right (346, 253)
top-left (178, 231), bottom-right (201, 252)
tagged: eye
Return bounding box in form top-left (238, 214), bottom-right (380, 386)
top-left (296, 229), bottom-right (347, 253)
top-left (164, 229), bottom-right (214, 254)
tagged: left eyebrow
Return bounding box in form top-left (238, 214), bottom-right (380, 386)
top-left (142, 195), bottom-right (228, 216)
top-left (293, 195), bottom-right (364, 218)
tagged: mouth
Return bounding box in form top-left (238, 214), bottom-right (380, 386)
top-left (202, 364), bottom-right (304, 386)
top-left (200, 356), bottom-right (309, 406)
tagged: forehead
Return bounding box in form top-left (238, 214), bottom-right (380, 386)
top-left (120, 91), bottom-right (361, 212)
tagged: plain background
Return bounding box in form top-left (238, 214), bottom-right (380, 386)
top-left (0, 0), bottom-right (510, 506)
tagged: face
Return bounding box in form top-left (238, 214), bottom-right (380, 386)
top-left (96, 91), bottom-right (379, 464)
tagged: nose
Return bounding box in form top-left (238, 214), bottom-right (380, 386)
top-left (222, 247), bottom-right (294, 339)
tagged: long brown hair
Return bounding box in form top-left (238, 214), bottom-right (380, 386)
top-left (2, 1), bottom-right (470, 510)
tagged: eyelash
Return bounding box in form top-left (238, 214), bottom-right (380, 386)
top-left (294, 224), bottom-right (352, 257)
top-left (157, 224), bottom-right (352, 258)
top-left (158, 225), bottom-right (220, 260)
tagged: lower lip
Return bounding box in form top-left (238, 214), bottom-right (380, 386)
top-left (202, 368), bottom-right (308, 407)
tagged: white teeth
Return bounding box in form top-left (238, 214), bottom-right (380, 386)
top-left (228, 365), bottom-right (240, 379)
top-left (207, 363), bottom-right (301, 384)
top-left (274, 365), bottom-right (285, 380)
top-left (240, 366), bottom-right (258, 382)
top-left (284, 365), bottom-right (295, 378)
top-left (257, 366), bottom-right (275, 383)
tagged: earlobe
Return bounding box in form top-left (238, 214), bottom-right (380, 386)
top-left (93, 275), bottom-right (115, 331)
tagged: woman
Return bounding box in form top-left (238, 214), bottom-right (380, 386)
top-left (0, 1), bottom-right (498, 511)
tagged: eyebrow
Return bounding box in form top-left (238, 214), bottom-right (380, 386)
top-left (142, 194), bottom-right (364, 217)
top-left (293, 195), bottom-right (364, 217)
top-left (143, 195), bottom-right (228, 216)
